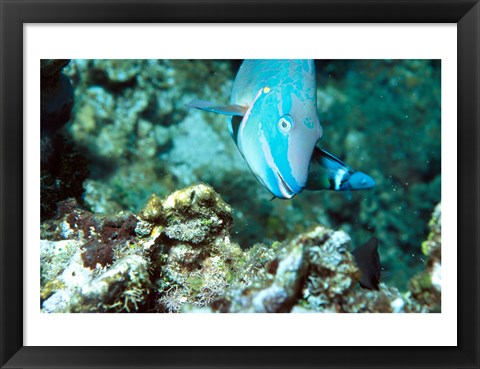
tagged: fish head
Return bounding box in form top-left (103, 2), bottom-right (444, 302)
top-left (340, 171), bottom-right (376, 191)
top-left (238, 86), bottom-right (322, 199)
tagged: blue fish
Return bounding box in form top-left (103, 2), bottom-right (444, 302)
top-left (187, 59), bottom-right (375, 199)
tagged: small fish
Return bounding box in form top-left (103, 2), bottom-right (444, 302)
top-left (187, 59), bottom-right (375, 199)
top-left (306, 146), bottom-right (376, 192)
top-left (352, 237), bottom-right (381, 290)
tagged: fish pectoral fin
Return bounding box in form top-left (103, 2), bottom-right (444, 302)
top-left (186, 99), bottom-right (247, 116)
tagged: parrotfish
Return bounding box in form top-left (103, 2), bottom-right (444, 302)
top-left (187, 59), bottom-right (375, 199)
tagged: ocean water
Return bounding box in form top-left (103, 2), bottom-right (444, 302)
top-left (41, 59), bottom-right (441, 291)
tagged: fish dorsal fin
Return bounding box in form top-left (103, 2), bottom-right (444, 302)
top-left (186, 99), bottom-right (248, 116)
top-left (313, 146), bottom-right (351, 171)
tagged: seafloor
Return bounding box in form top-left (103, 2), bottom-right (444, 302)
top-left (40, 59), bottom-right (441, 313)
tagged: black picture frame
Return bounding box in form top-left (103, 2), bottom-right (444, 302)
top-left (1, 1), bottom-right (479, 368)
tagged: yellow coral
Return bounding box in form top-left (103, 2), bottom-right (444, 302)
top-left (139, 193), bottom-right (163, 223)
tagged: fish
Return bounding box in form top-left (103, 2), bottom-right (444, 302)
top-left (187, 59), bottom-right (375, 199)
top-left (352, 237), bottom-right (381, 290)
top-left (307, 147), bottom-right (376, 192)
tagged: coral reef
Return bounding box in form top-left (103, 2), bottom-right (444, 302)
top-left (41, 185), bottom-right (244, 313)
top-left (213, 225), bottom-right (421, 313)
top-left (63, 60), bottom-right (240, 214)
top-left (40, 198), bottom-right (153, 312)
top-left (314, 60), bottom-right (441, 289)
top-left (149, 184), bottom-right (246, 312)
top-left (68, 255), bottom-right (151, 313)
top-left (408, 202), bottom-right (441, 312)
top-left (56, 60), bottom-right (441, 291)
top-left (41, 185), bottom-right (439, 314)
top-left (40, 59), bottom-right (441, 312)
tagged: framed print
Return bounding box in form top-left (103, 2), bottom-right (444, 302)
top-left (1, 0), bottom-right (479, 368)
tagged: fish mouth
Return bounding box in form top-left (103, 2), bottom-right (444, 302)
top-left (275, 171), bottom-right (296, 199)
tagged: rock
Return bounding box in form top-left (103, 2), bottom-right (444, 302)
top-left (214, 224), bottom-right (424, 313)
top-left (67, 255), bottom-right (151, 313)
top-left (224, 238), bottom-right (307, 313)
top-left (215, 226), bottom-right (357, 313)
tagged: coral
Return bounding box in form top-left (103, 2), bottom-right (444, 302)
top-left (40, 187), bottom-right (440, 313)
top-left (50, 59), bottom-right (441, 294)
top-left (214, 224), bottom-right (425, 313)
top-left (62, 59), bottom-right (237, 214)
top-left (41, 198), bottom-right (153, 312)
top-left (67, 255), bottom-right (151, 313)
top-left (164, 110), bottom-right (247, 189)
top-left (161, 183), bottom-right (233, 244)
top-left (408, 202), bottom-right (441, 312)
top-left (151, 184), bottom-right (243, 312)
top-left (222, 239), bottom-right (308, 313)
top-left (138, 193), bottom-right (164, 223)
top-left (302, 228), bottom-right (359, 310)
top-left (315, 60), bottom-right (441, 289)
top-left (215, 226), bottom-right (356, 313)
top-left (41, 184), bottom-right (244, 313)
top-left (339, 285), bottom-right (422, 313)
top-left (41, 237), bottom-right (92, 312)
top-left (40, 239), bottom-right (81, 299)
top-left (43, 253), bottom-right (151, 313)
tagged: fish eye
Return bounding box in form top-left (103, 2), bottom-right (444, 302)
top-left (278, 115), bottom-right (293, 133)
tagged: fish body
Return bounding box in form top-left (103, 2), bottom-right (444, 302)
top-left (307, 147), bottom-right (376, 192)
top-left (352, 237), bottom-right (381, 290)
top-left (228, 60), bottom-right (322, 198)
top-left (187, 59), bottom-right (375, 199)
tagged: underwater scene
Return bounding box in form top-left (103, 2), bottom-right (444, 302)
top-left (40, 59), bottom-right (441, 313)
